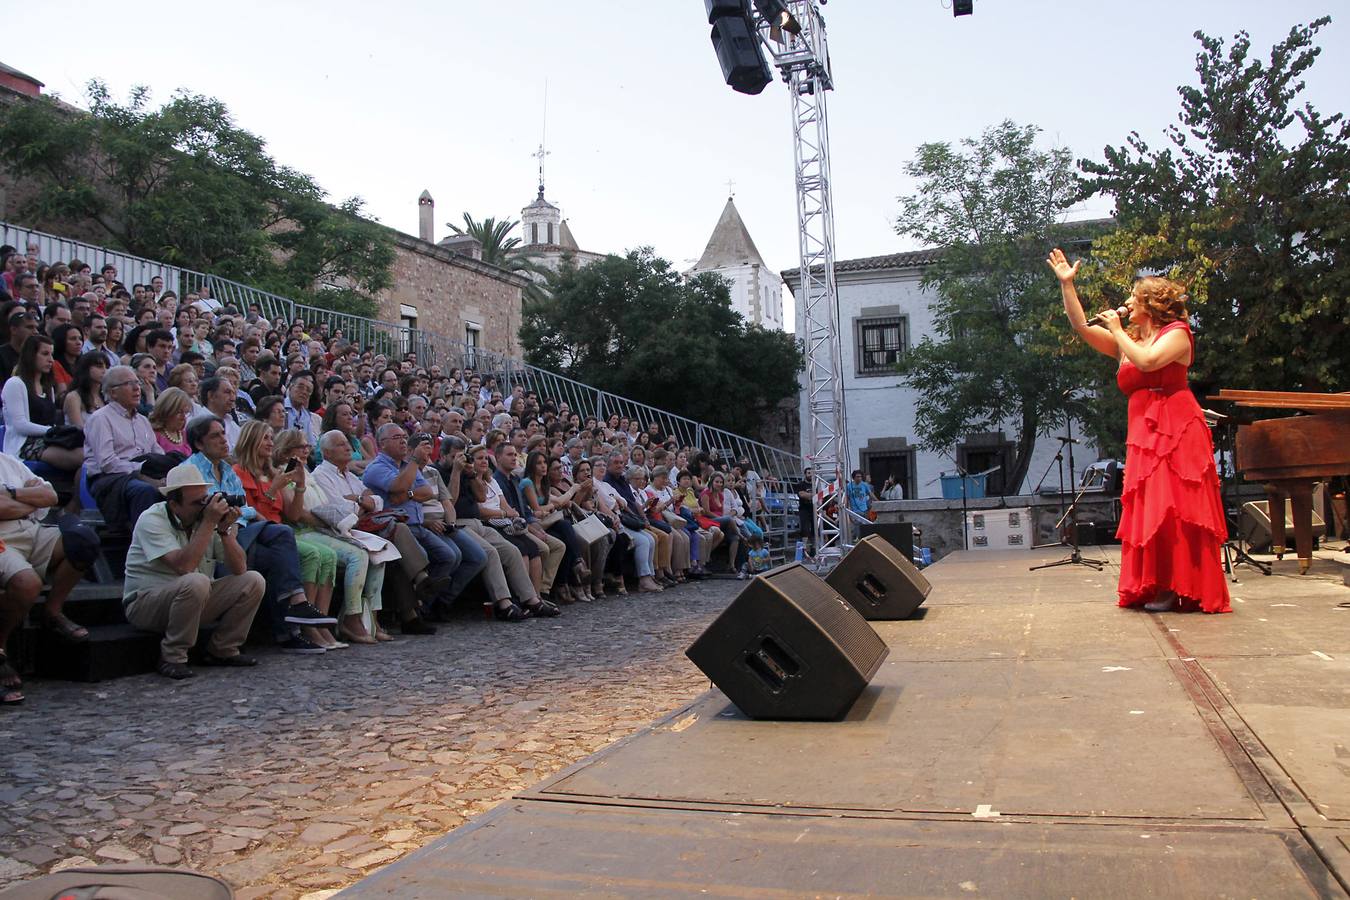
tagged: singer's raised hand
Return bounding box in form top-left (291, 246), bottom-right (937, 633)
top-left (1046, 248), bottom-right (1080, 283)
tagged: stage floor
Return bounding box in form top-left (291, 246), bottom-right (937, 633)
top-left (341, 545), bottom-right (1350, 898)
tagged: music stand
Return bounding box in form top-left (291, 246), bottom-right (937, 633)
top-left (1030, 417), bottom-right (1107, 571)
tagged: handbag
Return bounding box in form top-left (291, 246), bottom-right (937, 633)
top-left (572, 513), bottom-right (610, 544)
top-left (356, 509), bottom-right (406, 538)
top-left (619, 508), bottom-right (648, 532)
top-left (43, 424), bottom-right (85, 450)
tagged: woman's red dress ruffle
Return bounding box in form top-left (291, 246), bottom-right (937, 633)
top-left (1114, 320), bottom-right (1231, 613)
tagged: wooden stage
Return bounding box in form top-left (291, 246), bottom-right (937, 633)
top-left (340, 545), bottom-right (1350, 898)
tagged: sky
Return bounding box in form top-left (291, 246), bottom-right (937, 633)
top-left (5, 1), bottom-right (1348, 322)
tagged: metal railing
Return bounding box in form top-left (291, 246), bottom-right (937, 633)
top-left (3, 220), bottom-right (806, 548)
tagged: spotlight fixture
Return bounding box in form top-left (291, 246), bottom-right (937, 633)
top-left (753, 0), bottom-right (803, 36)
top-left (953, 0), bottom-right (973, 16)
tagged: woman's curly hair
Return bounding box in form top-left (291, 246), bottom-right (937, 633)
top-left (1129, 276), bottom-right (1188, 340)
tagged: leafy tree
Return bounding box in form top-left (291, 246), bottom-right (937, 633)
top-left (0, 81), bottom-right (392, 318)
top-left (1079, 17), bottom-right (1349, 392)
top-left (519, 248), bottom-right (803, 438)
top-left (893, 121), bottom-right (1110, 493)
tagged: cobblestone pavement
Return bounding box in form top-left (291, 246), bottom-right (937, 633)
top-left (0, 579), bottom-right (737, 898)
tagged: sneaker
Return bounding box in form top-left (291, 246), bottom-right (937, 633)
top-left (284, 602), bottom-right (338, 626)
top-left (737, 570), bottom-right (749, 580)
top-left (278, 635), bottom-right (327, 654)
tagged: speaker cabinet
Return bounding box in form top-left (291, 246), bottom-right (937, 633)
top-left (1241, 501), bottom-right (1325, 551)
top-left (685, 563), bottom-right (889, 720)
top-left (857, 521), bottom-right (915, 560)
top-left (825, 534), bottom-right (931, 621)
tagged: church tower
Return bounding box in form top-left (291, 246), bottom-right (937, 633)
top-left (689, 195), bottom-right (785, 330)
top-left (521, 185), bottom-right (561, 248)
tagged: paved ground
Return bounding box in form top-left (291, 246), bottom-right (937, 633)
top-left (0, 579), bottom-right (736, 898)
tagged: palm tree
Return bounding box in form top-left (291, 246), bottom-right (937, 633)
top-left (448, 214), bottom-right (552, 304)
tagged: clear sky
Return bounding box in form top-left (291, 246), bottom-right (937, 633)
top-left (5, 1), bottom-right (1347, 311)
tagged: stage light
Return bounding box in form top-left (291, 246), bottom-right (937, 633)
top-left (707, 0), bottom-right (774, 95)
top-left (953, 0), bottom-right (973, 16)
top-left (753, 0), bottom-right (803, 36)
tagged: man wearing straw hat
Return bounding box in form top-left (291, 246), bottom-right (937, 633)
top-left (122, 462), bottom-right (266, 680)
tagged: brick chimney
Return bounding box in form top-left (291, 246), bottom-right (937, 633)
top-left (418, 189), bottom-right (434, 243)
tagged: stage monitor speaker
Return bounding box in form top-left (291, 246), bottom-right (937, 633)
top-left (825, 534), bottom-right (931, 621)
top-left (857, 521), bottom-right (915, 561)
top-left (685, 563), bottom-right (889, 720)
top-left (1240, 500), bottom-right (1325, 551)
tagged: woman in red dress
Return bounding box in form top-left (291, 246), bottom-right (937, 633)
top-left (1048, 249), bottom-right (1231, 614)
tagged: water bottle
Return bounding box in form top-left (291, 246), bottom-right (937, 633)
top-left (794, 540), bottom-right (805, 562)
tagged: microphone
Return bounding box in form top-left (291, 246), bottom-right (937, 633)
top-left (1085, 306), bottom-right (1127, 328)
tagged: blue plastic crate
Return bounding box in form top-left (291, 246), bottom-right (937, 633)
top-left (939, 473), bottom-right (988, 500)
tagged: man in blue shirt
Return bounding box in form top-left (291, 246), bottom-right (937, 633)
top-left (364, 423), bottom-right (482, 611)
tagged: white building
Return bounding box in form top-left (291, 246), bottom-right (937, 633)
top-left (518, 186), bottom-right (605, 276)
top-left (689, 197), bottom-right (785, 330)
top-left (784, 250), bottom-right (1097, 500)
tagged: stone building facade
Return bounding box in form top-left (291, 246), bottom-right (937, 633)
top-left (689, 197), bottom-right (785, 331)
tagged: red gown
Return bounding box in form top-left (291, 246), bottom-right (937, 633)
top-left (1115, 319), bottom-right (1232, 613)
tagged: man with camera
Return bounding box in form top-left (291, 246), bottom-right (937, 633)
top-left (123, 463), bottom-right (265, 680)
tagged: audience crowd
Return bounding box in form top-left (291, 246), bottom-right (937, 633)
top-left (0, 244), bottom-right (789, 702)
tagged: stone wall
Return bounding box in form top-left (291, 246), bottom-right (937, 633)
top-left (383, 234), bottom-right (527, 358)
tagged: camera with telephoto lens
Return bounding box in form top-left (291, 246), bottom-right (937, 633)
top-left (213, 492), bottom-right (246, 508)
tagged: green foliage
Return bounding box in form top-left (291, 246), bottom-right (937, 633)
top-left (0, 81), bottom-right (393, 311)
top-left (519, 248), bottom-right (803, 437)
top-left (448, 213), bottom-right (551, 305)
top-left (1079, 17), bottom-right (1349, 392)
top-left (894, 121), bottom-right (1114, 491)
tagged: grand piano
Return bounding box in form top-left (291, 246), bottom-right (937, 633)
top-left (1211, 390), bottom-right (1350, 573)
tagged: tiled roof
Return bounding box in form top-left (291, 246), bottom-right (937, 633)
top-left (781, 248), bottom-right (941, 281)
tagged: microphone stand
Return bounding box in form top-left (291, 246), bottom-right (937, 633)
top-left (1030, 416), bottom-right (1107, 571)
top-left (1210, 408), bottom-right (1271, 579)
top-left (1032, 435), bottom-right (1070, 549)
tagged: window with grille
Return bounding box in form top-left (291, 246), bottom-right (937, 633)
top-left (855, 316), bottom-right (908, 375)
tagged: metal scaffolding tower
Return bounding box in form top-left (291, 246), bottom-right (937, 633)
top-left (756, 1), bottom-right (850, 567)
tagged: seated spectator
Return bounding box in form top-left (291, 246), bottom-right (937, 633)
top-left (62, 351), bottom-right (107, 427)
top-left (315, 399), bottom-right (369, 474)
top-left (254, 395), bottom-right (287, 432)
top-left (638, 465), bottom-right (693, 583)
top-left (598, 451), bottom-right (662, 593)
top-left (521, 449), bottom-right (590, 603)
top-left (199, 375), bottom-right (242, 451)
top-left (81, 313), bottom-right (120, 369)
top-left (247, 352), bottom-right (283, 407)
top-left (183, 415), bottom-right (331, 654)
top-left (464, 442), bottom-right (548, 619)
top-left (167, 363), bottom-right (206, 418)
top-left (145, 329), bottom-right (174, 392)
top-left (50, 323), bottom-right (84, 389)
top-left (362, 399), bottom-right (394, 458)
top-left (363, 423), bottom-right (486, 617)
top-left (312, 429), bottom-right (440, 636)
top-left (284, 372), bottom-right (318, 441)
top-left (493, 443), bottom-right (565, 604)
top-left (413, 433), bottom-right (536, 616)
top-left (563, 458), bottom-right (615, 598)
top-left (0, 307), bottom-right (38, 378)
top-left (0, 451), bottom-right (100, 684)
top-left (2, 335), bottom-right (84, 473)
top-left (233, 421), bottom-right (343, 648)
top-left (129, 352), bottom-right (158, 414)
top-left (150, 387), bottom-right (193, 457)
top-left (700, 472), bottom-right (740, 572)
top-left (626, 465), bottom-right (675, 586)
top-left (675, 469), bottom-right (722, 570)
top-left (272, 428), bottom-right (383, 648)
top-left (121, 463), bottom-right (265, 679)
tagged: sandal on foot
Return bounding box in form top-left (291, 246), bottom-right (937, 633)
top-left (0, 652), bottom-right (23, 704)
top-left (525, 598), bottom-right (561, 618)
top-left (494, 602), bottom-right (528, 622)
top-left (44, 612), bottom-right (89, 642)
